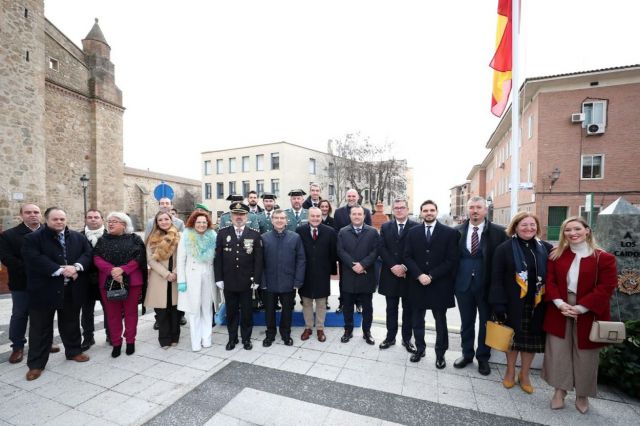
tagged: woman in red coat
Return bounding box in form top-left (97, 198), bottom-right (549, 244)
top-left (542, 216), bottom-right (617, 414)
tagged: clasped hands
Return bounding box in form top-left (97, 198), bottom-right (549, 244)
top-left (351, 262), bottom-right (366, 274)
top-left (418, 274), bottom-right (432, 286)
top-left (558, 303), bottom-right (581, 319)
top-left (110, 266), bottom-right (124, 283)
top-left (390, 264), bottom-right (406, 278)
top-left (61, 265), bottom-right (78, 280)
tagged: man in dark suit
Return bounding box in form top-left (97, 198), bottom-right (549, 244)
top-left (214, 202), bottom-right (263, 351)
top-left (404, 200), bottom-right (459, 367)
top-left (378, 198), bottom-right (419, 353)
top-left (302, 183), bottom-right (322, 209)
top-left (22, 207), bottom-right (93, 381)
top-left (453, 196), bottom-right (507, 375)
top-left (0, 203), bottom-right (61, 364)
top-left (297, 207), bottom-right (337, 342)
top-left (332, 189), bottom-right (372, 313)
top-left (336, 205), bottom-right (380, 345)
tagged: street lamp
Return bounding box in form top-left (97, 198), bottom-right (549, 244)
top-left (549, 168), bottom-right (561, 191)
top-left (486, 196), bottom-right (494, 222)
top-left (80, 174), bottom-right (90, 216)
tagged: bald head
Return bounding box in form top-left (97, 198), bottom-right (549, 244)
top-left (20, 204), bottom-right (41, 229)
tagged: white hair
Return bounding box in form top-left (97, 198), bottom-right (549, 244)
top-left (106, 212), bottom-right (134, 234)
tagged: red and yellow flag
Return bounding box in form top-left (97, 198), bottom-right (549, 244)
top-left (490, 0), bottom-right (512, 117)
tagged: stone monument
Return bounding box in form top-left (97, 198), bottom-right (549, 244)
top-left (594, 197), bottom-right (640, 321)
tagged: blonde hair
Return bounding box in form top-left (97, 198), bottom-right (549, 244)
top-left (549, 216), bottom-right (600, 260)
top-left (505, 211), bottom-right (541, 238)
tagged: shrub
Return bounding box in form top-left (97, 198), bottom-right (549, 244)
top-left (598, 320), bottom-right (640, 398)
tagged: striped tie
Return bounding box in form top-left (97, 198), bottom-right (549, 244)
top-left (471, 226), bottom-right (479, 256)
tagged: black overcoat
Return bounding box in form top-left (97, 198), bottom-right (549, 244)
top-left (336, 224), bottom-right (379, 294)
top-left (0, 222), bottom-right (35, 291)
top-left (378, 219), bottom-right (420, 297)
top-left (296, 224), bottom-right (337, 299)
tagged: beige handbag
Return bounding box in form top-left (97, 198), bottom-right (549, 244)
top-left (588, 251), bottom-right (626, 344)
top-left (485, 319), bottom-right (515, 352)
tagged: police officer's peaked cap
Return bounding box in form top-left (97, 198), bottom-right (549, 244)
top-left (226, 194), bottom-right (244, 202)
top-left (230, 202), bottom-right (249, 214)
top-left (261, 193), bottom-right (277, 200)
top-left (287, 189), bottom-right (306, 196)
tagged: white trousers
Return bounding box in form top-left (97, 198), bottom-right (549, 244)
top-left (187, 281), bottom-right (213, 351)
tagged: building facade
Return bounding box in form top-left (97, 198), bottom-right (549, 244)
top-left (201, 141), bottom-right (414, 217)
top-left (462, 66), bottom-right (640, 239)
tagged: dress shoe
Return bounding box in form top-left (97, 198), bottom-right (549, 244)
top-left (340, 330), bottom-right (353, 343)
top-left (243, 341), bottom-right (253, 350)
top-left (363, 333), bottom-right (375, 345)
top-left (50, 345), bottom-right (60, 353)
top-left (126, 343), bottom-right (135, 355)
top-left (180, 316), bottom-right (187, 326)
top-left (453, 356), bottom-right (473, 369)
top-left (478, 361), bottom-right (491, 376)
top-left (263, 337), bottom-right (274, 347)
top-left (317, 330), bottom-right (326, 342)
top-left (410, 351), bottom-right (425, 363)
top-left (301, 328), bottom-right (312, 341)
top-left (502, 377), bottom-right (515, 389)
top-left (575, 396), bottom-right (589, 414)
top-left (275, 304), bottom-right (282, 311)
top-left (435, 357), bottom-right (446, 369)
top-left (335, 305), bottom-right (343, 313)
top-left (26, 369), bottom-right (43, 381)
top-left (401, 340), bottom-right (417, 354)
top-left (9, 349), bottom-right (24, 364)
top-left (111, 345), bottom-right (122, 358)
top-left (153, 320), bottom-right (160, 330)
top-left (550, 389), bottom-right (567, 410)
top-left (517, 372), bottom-right (534, 394)
top-left (81, 336), bottom-right (95, 351)
top-left (67, 353), bottom-right (90, 362)
top-left (283, 337), bottom-right (294, 346)
top-left (379, 340), bottom-right (396, 350)
top-left (326, 303), bottom-right (331, 310)
top-left (226, 341), bottom-right (236, 350)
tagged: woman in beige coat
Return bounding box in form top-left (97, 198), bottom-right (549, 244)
top-left (144, 212), bottom-right (181, 348)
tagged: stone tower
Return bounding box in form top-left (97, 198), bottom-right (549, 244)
top-left (0, 0), bottom-right (47, 229)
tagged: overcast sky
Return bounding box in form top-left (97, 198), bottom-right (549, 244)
top-left (45, 0), bottom-right (640, 214)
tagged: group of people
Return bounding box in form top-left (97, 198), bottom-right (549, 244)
top-left (0, 185), bottom-right (618, 415)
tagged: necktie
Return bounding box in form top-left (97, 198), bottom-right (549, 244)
top-left (355, 227), bottom-right (361, 235)
top-left (398, 223), bottom-right (404, 235)
top-left (471, 226), bottom-right (479, 256)
top-left (267, 212), bottom-right (271, 219)
top-left (58, 232), bottom-right (67, 259)
top-left (295, 211), bottom-right (299, 220)
top-left (236, 228), bottom-right (242, 239)
top-left (312, 228), bottom-right (318, 240)
top-left (425, 225), bottom-right (432, 243)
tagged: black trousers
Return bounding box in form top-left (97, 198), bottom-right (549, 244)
top-left (224, 289), bottom-right (253, 343)
top-left (385, 295), bottom-right (413, 343)
top-left (264, 290), bottom-right (295, 339)
top-left (456, 285), bottom-right (491, 362)
top-left (155, 281), bottom-right (180, 347)
top-left (342, 292), bottom-right (373, 333)
top-left (81, 297), bottom-right (110, 339)
top-left (413, 307), bottom-right (448, 357)
top-left (27, 286), bottom-right (82, 369)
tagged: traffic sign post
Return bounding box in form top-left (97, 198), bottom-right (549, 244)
top-left (153, 182), bottom-right (175, 201)
top-left (585, 193), bottom-right (594, 228)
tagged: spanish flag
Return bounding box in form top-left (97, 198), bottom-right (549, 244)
top-left (490, 0), bottom-right (512, 117)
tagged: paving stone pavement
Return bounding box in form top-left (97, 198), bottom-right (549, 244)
top-left (0, 296), bottom-right (638, 425)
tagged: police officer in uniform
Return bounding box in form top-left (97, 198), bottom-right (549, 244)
top-left (218, 195), bottom-right (260, 232)
top-left (284, 189), bottom-right (309, 231)
top-left (257, 193), bottom-right (277, 234)
top-left (214, 202), bottom-right (263, 350)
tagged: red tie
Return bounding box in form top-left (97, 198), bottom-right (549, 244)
top-left (312, 228), bottom-right (318, 240)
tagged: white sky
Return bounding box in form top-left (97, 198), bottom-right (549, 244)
top-left (44, 0), bottom-right (640, 214)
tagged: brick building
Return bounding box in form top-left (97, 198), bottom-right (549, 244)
top-left (463, 65), bottom-right (640, 239)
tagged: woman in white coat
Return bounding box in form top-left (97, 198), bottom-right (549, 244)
top-left (177, 211), bottom-right (218, 351)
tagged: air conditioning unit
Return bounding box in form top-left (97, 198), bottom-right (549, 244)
top-left (586, 123), bottom-right (605, 135)
top-left (571, 113), bottom-right (585, 123)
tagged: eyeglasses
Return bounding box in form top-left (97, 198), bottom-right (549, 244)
top-left (107, 220), bottom-right (124, 225)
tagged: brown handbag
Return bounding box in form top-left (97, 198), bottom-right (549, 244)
top-left (588, 251), bottom-right (626, 344)
top-left (485, 318), bottom-right (515, 352)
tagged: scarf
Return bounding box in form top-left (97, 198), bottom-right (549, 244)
top-left (511, 236), bottom-right (548, 306)
top-left (84, 225), bottom-right (105, 247)
top-left (147, 227), bottom-right (180, 261)
top-left (94, 232), bottom-right (146, 268)
top-left (183, 228), bottom-right (216, 263)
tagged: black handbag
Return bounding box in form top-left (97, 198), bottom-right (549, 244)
top-left (105, 276), bottom-right (129, 301)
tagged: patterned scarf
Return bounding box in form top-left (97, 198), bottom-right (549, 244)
top-left (84, 225), bottom-right (105, 247)
top-left (183, 228), bottom-right (216, 263)
top-left (511, 236), bottom-right (548, 306)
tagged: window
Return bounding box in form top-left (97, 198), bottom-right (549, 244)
top-left (229, 181), bottom-right (236, 195)
top-left (48, 57), bottom-right (59, 72)
top-left (581, 155), bottom-right (603, 179)
top-left (203, 160), bottom-right (212, 175)
top-left (527, 161), bottom-right (533, 183)
top-left (309, 158), bottom-right (316, 174)
top-left (582, 100), bottom-right (607, 128)
top-left (229, 157), bottom-right (236, 173)
top-left (328, 162), bottom-right (335, 178)
top-left (204, 183), bottom-right (212, 200)
top-left (256, 154), bottom-right (264, 171)
top-left (216, 159), bottom-right (223, 174)
top-left (271, 152), bottom-right (280, 170)
top-left (242, 156), bottom-right (250, 172)
top-left (242, 181), bottom-right (250, 197)
top-left (271, 179), bottom-right (280, 198)
top-left (256, 179), bottom-right (264, 195)
top-left (328, 184), bottom-right (335, 196)
top-left (528, 115), bottom-right (533, 139)
top-left (216, 183), bottom-right (224, 199)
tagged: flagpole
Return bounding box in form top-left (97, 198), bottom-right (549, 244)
top-left (510, 0), bottom-right (520, 218)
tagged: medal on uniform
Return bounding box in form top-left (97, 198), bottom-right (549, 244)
top-left (244, 239), bottom-right (254, 254)
top-left (226, 235), bottom-right (231, 243)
